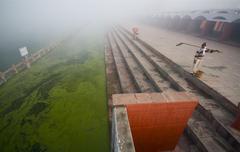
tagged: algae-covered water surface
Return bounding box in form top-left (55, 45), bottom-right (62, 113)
top-left (0, 28), bottom-right (110, 152)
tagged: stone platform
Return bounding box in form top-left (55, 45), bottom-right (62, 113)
top-left (123, 22), bottom-right (240, 106)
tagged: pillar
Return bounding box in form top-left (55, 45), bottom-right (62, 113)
top-left (180, 18), bottom-right (192, 32)
top-left (200, 21), bottom-right (213, 36)
top-left (12, 64), bottom-right (18, 74)
top-left (24, 56), bottom-right (31, 68)
top-left (220, 23), bottom-right (233, 41)
top-left (38, 52), bottom-right (41, 59)
top-left (186, 20), bottom-right (196, 33)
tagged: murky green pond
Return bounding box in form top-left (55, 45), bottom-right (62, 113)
top-left (0, 28), bottom-right (110, 152)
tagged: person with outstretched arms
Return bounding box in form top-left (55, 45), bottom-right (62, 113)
top-left (192, 42), bottom-right (221, 77)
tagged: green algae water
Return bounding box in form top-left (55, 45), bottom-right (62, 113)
top-left (0, 28), bottom-right (110, 152)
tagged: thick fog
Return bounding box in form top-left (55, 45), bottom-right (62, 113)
top-left (1, 0), bottom-right (240, 34)
top-left (0, 0), bottom-right (239, 70)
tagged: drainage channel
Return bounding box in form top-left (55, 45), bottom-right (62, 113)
top-left (114, 26), bottom-right (240, 151)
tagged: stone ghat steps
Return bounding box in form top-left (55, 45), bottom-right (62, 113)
top-left (117, 26), bottom-right (240, 150)
top-left (114, 29), bottom-right (180, 93)
top-left (107, 26), bottom-right (240, 151)
top-left (119, 26), bottom-right (240, 151)
top-left (114, 28), bottom-right (237, 152)
top-left (107, 32), bottom-right (138, 93)
top-left (108, 30), bottom-right (200, 152)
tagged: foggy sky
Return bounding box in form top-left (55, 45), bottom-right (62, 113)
top-left (1, 0), bottom-right (239, 70)
top-left (1, 0), bottom-right (240, 30)
top-left (148, 0), bottom-right (240, 12)
top-left (0, 0), bottom-right (240, 42)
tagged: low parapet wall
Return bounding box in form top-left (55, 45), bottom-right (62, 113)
top-left (0, 42), bottom-right (60, 86)
top-left (112, 106), bottom-right (135, 152)
top-left (111, 92), bottom-right (198, 152)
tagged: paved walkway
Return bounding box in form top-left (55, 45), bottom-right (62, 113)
top-left (123, 22), bottom-right (240, 106)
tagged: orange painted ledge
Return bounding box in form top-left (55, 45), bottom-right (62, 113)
top-left (112, 92), bottom-right (199, 152)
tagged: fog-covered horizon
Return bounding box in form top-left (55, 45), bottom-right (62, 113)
top-left (0, 0), bottom-right (240, 70)
top-left (0, 0), bottom-right (239, 70)
top-left (1, 0), bottom-right (240, 33)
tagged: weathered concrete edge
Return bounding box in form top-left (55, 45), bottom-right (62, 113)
top-left (107, 33), bottom-right (124, 93)
top-left (112, 92), bottom-right (198, 106)
top-left (119, 25), bottom-right (238, 115)
top-left (112, 106), bottom-right (135, 152)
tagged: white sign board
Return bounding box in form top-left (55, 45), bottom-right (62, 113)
top-left (19, 47), bottom-right (28, 57)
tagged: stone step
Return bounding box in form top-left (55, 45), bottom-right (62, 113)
top-left (108, 32), bottom-right (137, 93)
top-left (114, 29), bottom-right (175, 93)
top-left (121, 26), bottom-right (240, 149)
top-left (111, 32), bottom-right (155, 93)
top-left (187, 111), bottom-right (236, 152)
top-left (116, 27), bottom-right (240, 151)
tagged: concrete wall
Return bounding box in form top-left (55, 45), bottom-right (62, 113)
top-left (111, 107), bottom-right (135, 152)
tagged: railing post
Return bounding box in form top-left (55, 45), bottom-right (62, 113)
top-left (12, 64), bottom-right (18, 74)
top-left (24, 56), bottom-right (31, 68)
top-left (0, 71), bottom-right (7, 82)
